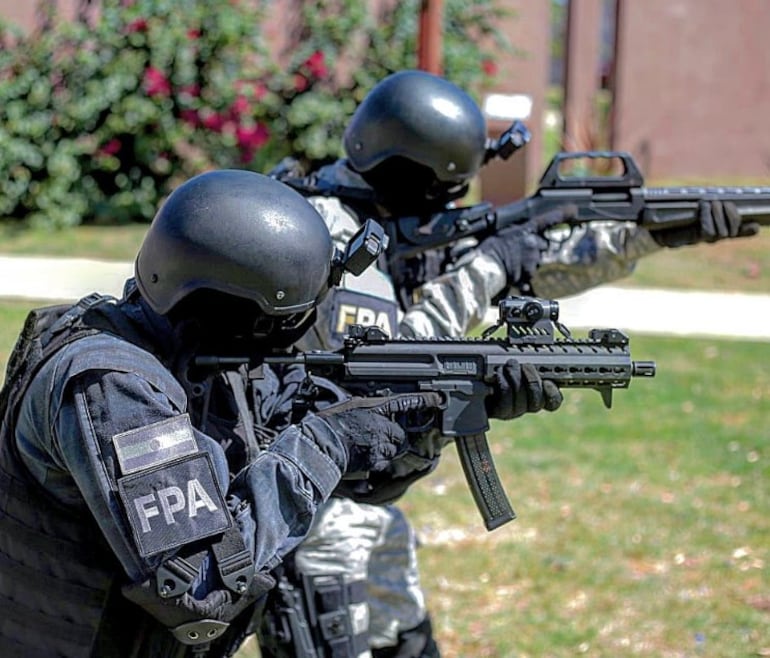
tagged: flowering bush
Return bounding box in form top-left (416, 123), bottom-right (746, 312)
top-left (0, 0), bottom-right (511, 228)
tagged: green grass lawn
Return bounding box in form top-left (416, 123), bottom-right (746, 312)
top-left (620, 230), bottom-right (770, 293)
top-left (0, 222), bottom-right (148, 261)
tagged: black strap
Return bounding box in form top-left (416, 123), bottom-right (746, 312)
top-left (158, 523), bottom-right (254, 599)
top-left (211, 524), bottom-right (254, 594)
top-left (156, 551), bottom-right (208, 599)
top-left (302, 574), bottom-right (369, 658)
top-left (224, 369), bottom-right (261, 462)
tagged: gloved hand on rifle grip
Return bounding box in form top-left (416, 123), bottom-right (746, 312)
top-left (316, 392), bottom-right (444, 473)
top-left (478, 205), bottom-right (578, 290)
top-left (651, 199), bottom-right (760, 248)
top-left (486, 359), bottom-right (563, 420)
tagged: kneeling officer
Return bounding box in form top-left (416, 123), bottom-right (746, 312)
top-left (0, 170), bottom-right (448, 657)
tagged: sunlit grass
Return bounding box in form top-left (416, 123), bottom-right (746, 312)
top-left (394, 335), bottom-right (770, 657)
top-left (619, 231), bottom-right (770, 293)
top-left (0, 223), bottom-right (147, 261)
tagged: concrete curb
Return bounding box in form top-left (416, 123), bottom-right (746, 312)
top-left (2, 255), bottom-right (769, 341)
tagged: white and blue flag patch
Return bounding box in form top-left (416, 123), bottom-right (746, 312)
top-left (113, 414), bottom-right (198, 475)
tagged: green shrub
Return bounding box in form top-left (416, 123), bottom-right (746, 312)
top-left (0, 0), bottom-right (512, 228)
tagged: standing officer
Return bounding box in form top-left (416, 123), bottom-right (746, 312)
top-left (259, 70), bottom-right (565, 658)
top-left (260, 69), bottom-right (758, 658)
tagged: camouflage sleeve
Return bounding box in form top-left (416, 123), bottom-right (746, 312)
top-left (398, 249), bottom-right (506, 338)
top-left (531, 221), bottom-right (662, 299)
top-left (399, 221), bottom-right (662, 338)
top-left (306, 195), bottom-right (360, 246)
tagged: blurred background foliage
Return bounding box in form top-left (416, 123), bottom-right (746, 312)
top-left (0, 0), bottom-right (512, 229)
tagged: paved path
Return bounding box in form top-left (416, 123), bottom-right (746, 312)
top-left (2, 254), bottom-right (770, 341)
top-left (533, 285), bottom-right (770, 342)
top-left (0, 255), bottom-right (133, 302)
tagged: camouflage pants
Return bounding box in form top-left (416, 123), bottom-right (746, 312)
top-left (293, 497), bottom-right (426, 653)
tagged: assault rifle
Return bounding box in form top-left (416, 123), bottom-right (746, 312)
top-left (199, 296), bottom-right (656, 531)
top-left (386, 150), bottom-right (770, 266)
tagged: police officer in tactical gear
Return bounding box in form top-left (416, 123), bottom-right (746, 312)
top-left (259, 70), bottom-right (565, 658)
top-left (261, 68), bottom-right (759, 658)
top-left (0, 169), bottom-right (446, 658)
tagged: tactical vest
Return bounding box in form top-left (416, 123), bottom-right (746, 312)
top-left (0, 295), bottom-right (142, 655)
top-left (0, 294), bottom-right (249, 657)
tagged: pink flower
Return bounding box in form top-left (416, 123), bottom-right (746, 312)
top-left (143, 66), bottom-right (171, 97)
top-left (482, 58), bottom-right (498, 76)
top-left (179, 109), bottom-right (199, 126)
top-left (98, 139), bottom-right (122, 156)
top-left (187, 28), bottom-right (201, 40)
top-left (125, 18), bottom-right (148, 34)
top-left (236, 123), bottom-right (270, 163)
top-left (294, 73), bottom-right (308, 92)
top-left (230, 95), bottom-right (251, 117)
top-left (236, 123), bottom-right (270, 150)
top-left (201, 111), bottom-right (226, 132)
top-left (304, 51), bottom-right (328, 78)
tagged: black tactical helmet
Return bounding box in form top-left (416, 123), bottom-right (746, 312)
top-left (135, 169), bottom-right (334, 317)
top-left (343, 70), bottom-right (487, 189)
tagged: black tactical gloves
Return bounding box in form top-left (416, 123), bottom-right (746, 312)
top-left (336, 454), bottom-right (439, 506)
top-left (334, 362), bottom-right (563, 504)
top-left (478, 205), bottom-right (578, 292)
top-left (317, 393), bottom-right (443, 473)
top-left (478, 225), bottom-right (545, 290)
top-left (485, 359), bottom-right (563, 419)
top-left (651, 200), bottom-right (760, 248)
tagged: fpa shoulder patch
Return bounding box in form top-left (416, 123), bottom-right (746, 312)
top-left (113, 414), bottom-right (198, 475)
top-left (118, 452), bottom-right (231, 557)
top-left (328, 288), bottom-right (398, 343)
